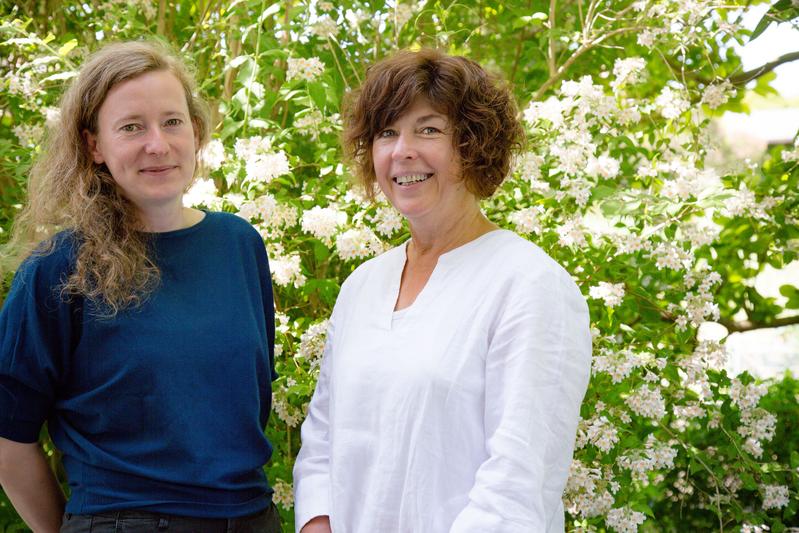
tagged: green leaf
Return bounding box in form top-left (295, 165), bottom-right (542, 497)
top-left (41, 71), bottom-right (77, 82)
top-left (57, 38), bottom-right (77, 57)
top-left (258, 2), bottom-right (281, 24)
top-left (750, 0), bottom-right (794, 41)
top-left (308, 81), bottom-right (327, 109)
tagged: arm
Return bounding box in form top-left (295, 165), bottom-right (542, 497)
top-left (0, 436), bottom-right (65, 533)
top-left (292, 313), bottom-right (337, 533)
top-left (449, 270), bottom-right (592, 532)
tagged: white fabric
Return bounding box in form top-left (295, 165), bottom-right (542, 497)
top-left (293, 230), bottom-right (591, 533)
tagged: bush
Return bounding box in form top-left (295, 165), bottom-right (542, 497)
top-left (1, 1), bottom-right (797, 531)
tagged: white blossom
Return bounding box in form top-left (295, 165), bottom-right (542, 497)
top-left (336, 226), bottom-right (384, 261)
top-left (605, 506), bottom-right (646, 533)
top-left (729, 378), bottom-right (767, 411)
top-left (655, 86), bottom-right (689, 119)
top-left (585, 416), bottom-right (619, 452)
top-left (592, 348), bottom-right (641, 384)
top-left (761, 484), bottom-right (790, 510)
top-left (301, 205), bottom-right (347, 244)
top-left (651, 242), bottom-right (693, 271)
top-left (611, 57), bottom-right (646, 90)
top-left (509, 206), bottom-right (544, 235)
top-left (245, 151), bottom-right (291, 184)
top-left (557, 217), bottom-right (587, 247)
top-left (524, 96), bottom-right (565, 127)
top-left (701, 80), bottom-right (735, 109)
top-left (182, 178), bottom-right (221, 209)
top-left (625, 385), bottom-right (666, 420)
top-left (738, 408), bottom-right (777, 443)
top-left (741, 524), bottom-right (770, 533)
top-left (198, 139), bottom-right (226, 172)
top-left (287, 56), bottom-right (325, 82)
top-left (272, 478), bottom-right (294, 510)
top-left (310, 15), bottom-right (338, 37)
top-left (296, 320), bottom-right (329, 367)
top-left (586, 154), bottom-right (621, 180)
top-left (42, 106), bottom-right (61, 128)
top-left (270, 251), bottom-right (306, 288)
top-left (369, 206), bottom-right (403, 237)
top-left (237, 194), bottom-right (298, 231)
top-left (12, 124), bottom-right (44, 147)
top-left (589, 282), bottom-right (625, 308)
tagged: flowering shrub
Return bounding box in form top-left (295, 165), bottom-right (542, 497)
top-left (1, 0), bottom-right (798, 531)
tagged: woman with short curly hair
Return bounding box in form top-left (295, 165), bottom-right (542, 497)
top-left (294, 49), bottom-right (591, 532)
top-left (0, 41), bottom-right (281, 532)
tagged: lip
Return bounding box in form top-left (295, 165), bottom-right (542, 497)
top-left (140, 165), bottom-right (178, 174)
top-left (392, 172), bottom-right (433, 186)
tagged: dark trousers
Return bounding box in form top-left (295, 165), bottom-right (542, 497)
top-left (59, 502), bottom-right (282, 533)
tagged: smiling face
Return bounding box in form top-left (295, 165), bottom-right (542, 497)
top-left (371, 98), bottom-right (478, 229)
top-left (84, 69), bottom-right (198, 215)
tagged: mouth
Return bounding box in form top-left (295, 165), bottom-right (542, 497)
top-left (393, 173), bottom-right (432, 186)
top-left (140, 165), bottom-right (177, 174)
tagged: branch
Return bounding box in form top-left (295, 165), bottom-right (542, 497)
top-left (547, 0), bottom-right (557, 77)
top-left (531, 25), bottom-right (642, 101)
top-left (728, 51), bottom-right (799, 85)
top-left (719, 315), bottom-right (799, 333)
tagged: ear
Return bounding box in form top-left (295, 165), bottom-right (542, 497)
top-left (82, 130), bottom-right (105, 164)
top-left (192, 118), bottom-right (201, 153)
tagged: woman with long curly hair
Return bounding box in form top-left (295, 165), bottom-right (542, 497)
top-left (293, 49), bottom-right (592, 532)
top-left (0, 41), bottom-right (281, 532)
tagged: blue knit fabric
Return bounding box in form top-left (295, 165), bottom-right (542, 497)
top-left (0, 211), bottom-right (277, 517)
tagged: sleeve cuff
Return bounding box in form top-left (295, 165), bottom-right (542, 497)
top-left (293, 475), bottom-right (330, 533)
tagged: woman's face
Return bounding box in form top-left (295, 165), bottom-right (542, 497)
top-left (371, 98), bottom-right (476, 228)
top-left (84, 70), bottom-right (198, 213)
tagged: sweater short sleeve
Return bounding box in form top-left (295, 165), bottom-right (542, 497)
top-left (0, 238), bottom-right (78, 443)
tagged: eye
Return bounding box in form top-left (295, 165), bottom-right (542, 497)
top-left (120, 123), bottom-right (141, 133)
top-left (420, 126), bottom-right (441, 135)
top-left (164, 118), bottom-right (183, 127)
top-left (377, 129), bottom-right (396, 138)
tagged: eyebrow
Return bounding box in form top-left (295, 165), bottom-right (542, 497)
top-left (112, 111), bottom-right (187, 125)
top-left (414, 113), bottom-right (447, 125)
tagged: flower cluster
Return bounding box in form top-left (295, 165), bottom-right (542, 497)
top-left (301, 205), bottom-right (347, 245)
top-left (287, 56), bottom-right (325, 82)
top-left (588, 282), bottom-right (625, 308)
top-left (335, 226), bottom-right (384, 261)
top-left (296, 320), bottom-right (330, 369)
top-left (235, 136), bottom-right (291, 184)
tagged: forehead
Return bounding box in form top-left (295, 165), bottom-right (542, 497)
top-left (99, 70), bottom-right (188, 120)
top-left (380, 96), bottom-right (450, 129)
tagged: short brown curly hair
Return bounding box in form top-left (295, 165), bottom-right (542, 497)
top-left (343, 49), bottom-right (524, 199)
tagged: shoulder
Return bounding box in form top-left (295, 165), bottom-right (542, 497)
top-left (340, 243), bottom-right (404, 290)
top-left (197, 211), bottom-right (266, 252)
top-left (480, 230), bottom-right (584, 301)
top-left (6, 231), bottom-right (78, 307)
top-left (17, 231), bottom-right (78, 283)
top-left (203, 210), bottom-right (261, 238)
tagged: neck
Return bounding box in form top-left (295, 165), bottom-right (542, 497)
top-left (407, 202), bottom-right (497, 261)
top-left (137, 202), bottom-right (200, 233)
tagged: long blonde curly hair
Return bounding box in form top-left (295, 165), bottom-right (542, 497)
top-left (2, 40), bottom-right (210, 316)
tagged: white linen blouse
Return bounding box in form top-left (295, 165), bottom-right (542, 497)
top-left (293, 229), bottom-right (592, 532)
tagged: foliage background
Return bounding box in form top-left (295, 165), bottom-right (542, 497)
top-left (1, 0), bottom-right (798, 531)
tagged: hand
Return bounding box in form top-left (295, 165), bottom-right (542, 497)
top-left (300, 515), bottom-right (331, 533)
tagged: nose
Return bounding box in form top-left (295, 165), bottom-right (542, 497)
top-left (391, 132), bottom-right (417, 160)
top-left (144, 128), bottom-right (169, 156)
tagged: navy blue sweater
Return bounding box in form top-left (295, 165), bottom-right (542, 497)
top-left (0, 212), bottom-right (277, 517)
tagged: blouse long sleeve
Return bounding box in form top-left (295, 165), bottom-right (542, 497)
top-left (449, 268), bottom-right (592, 533)
top-left (293, 307), bottom-right (337, 532)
